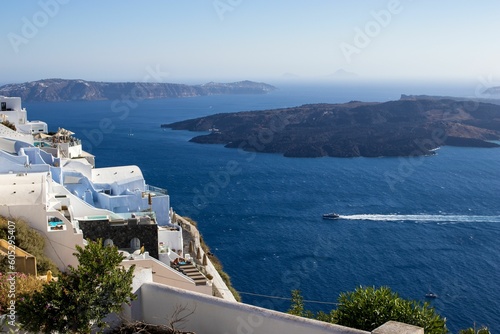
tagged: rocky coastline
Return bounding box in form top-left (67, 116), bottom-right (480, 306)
top-left (0, 79), bottom-right (276, 102)
top-left (163, 98), bottom-right (500, 158)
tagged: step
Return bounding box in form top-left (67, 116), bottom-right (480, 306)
top-left (187, 274), bottom-right (205, 280)
top-left (182, 269), bottom-right (199, 274)
top-left (180, 265), bottom-right (197, 270)
top-left (179, 264), bottom-right (197, 270)
top-left (194, 279), bottom-right (207, 286)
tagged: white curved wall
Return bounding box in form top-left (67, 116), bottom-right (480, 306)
top-left (137, 283), bottom-right (368, 334)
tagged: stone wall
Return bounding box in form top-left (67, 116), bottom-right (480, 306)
top-left (78, 220), bottom-right (158, 259)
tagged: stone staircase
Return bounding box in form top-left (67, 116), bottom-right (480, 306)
top-left (178, 263), bottom-right (207, 286)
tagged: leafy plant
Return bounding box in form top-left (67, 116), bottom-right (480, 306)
top-left (333, 286), bottom-right (447, 333)
top-left (288, 286), bottom-right (447, 334)
top-left (17, 239), bottom-right (136, 333)
top-left (288, 289), bottom-right (305, 316)
top-left (287, 289), bottom-right (325, 320)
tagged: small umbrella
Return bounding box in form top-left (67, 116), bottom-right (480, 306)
top-left (34, 133), bottom-right (52, 139)
top-left (196, 247), bottom-right (202, 260)
top-left (202, 253), bottom-right (208, 266)
top-left (189, 240), bottom-right (194, 254)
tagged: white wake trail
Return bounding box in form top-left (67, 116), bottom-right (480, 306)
top-left (338, 214), bottom-right (500, 223)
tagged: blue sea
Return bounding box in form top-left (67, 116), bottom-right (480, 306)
top-left (26, 82), bottom-right (500, 333)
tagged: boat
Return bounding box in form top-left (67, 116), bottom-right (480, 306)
top-left (425, 292), bottom-right (438, 299)
top-left (322, 212), bottom-right (340, 220)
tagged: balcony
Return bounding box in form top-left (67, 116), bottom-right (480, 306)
top-left (145, 184), bottom-right (168, 196)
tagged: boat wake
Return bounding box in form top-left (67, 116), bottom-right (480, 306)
top-left (338, 214), bottom-right (500, 223)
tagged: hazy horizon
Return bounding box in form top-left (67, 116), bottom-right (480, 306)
top-left (1, 1), bottom-right (500, 86)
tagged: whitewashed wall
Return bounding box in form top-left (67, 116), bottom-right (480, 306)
top-left (137, 282), bottom-right (369, 334)
top-left (0, 204), bottom-right (83, 271)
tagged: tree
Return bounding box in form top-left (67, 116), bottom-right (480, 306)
top-left (332, 286), bottom-right (447, 334)
top-left (287, 290), bottom-right (328, 321)
top-left (288, 286), bottom-right (447, 334)
top-left (288, 289), bottom-right (306, 317)
top-left (17, 239), bottom-right (136, 333)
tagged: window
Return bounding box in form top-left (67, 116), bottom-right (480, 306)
top-left (130, 237), bottom-right (140, 250)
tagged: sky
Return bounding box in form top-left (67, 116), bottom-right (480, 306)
top-left (1, 0), bottom-right (500, 85)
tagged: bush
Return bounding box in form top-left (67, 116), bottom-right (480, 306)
top-left (333, 286), bottom-right (447, 333)
top-left (17, 239), bottom-right (136, 333)
top-left (288, 287), bottom-right (448, 334)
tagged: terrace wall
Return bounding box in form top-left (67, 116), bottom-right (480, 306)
top-left (79, 220), bottom-right (159, 258)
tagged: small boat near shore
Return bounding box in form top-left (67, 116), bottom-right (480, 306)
top-left (425, 292), bottom-right (438, 299)
top-left (322, 212), bottom-right (340, 220)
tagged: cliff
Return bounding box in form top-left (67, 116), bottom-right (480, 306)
top-left (162, 99), bottom-right (500, 158)
top-left (0, 79), bottom-right (276, 102)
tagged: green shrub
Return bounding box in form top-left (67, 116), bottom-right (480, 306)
top-left (333, 286), bottom-right (447, 333)
top-left (288, 287), bottom-right (447, 334)
top-left (17, 239), bottom-right (136, 334)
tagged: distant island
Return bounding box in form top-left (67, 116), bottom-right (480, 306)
top-left (401, 93), bottom-right (500, 105)
top-left (0, 79), bottom-right (276, 102)
top-left (482, 86), bottom-right (500, 96)
top-left (162, 98), bottom-right (500, 158)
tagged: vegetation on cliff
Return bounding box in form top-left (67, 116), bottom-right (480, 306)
top-left (182, 217), bottom-right (241, 302)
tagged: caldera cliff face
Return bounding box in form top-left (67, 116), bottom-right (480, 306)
top-left (162, 99), bottom-right (500, 158)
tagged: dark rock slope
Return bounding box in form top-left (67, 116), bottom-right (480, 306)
top-left (162, 99), bottom-right (500, 158)
top-left (0, 79), bottom-right (276, 102)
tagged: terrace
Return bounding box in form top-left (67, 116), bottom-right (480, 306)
top-left (47, 216), bottom-right (66, 231)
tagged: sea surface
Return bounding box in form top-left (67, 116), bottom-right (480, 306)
top-left (26, 82), bottom-right (500, 332)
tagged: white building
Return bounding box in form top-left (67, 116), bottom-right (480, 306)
top-left (0, 96), bottom-right (47, 135)
top-left (0, 96), bottom-right (209, 294)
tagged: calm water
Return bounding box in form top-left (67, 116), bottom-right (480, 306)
top-left (26, 83), bottom-right (500, 332)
